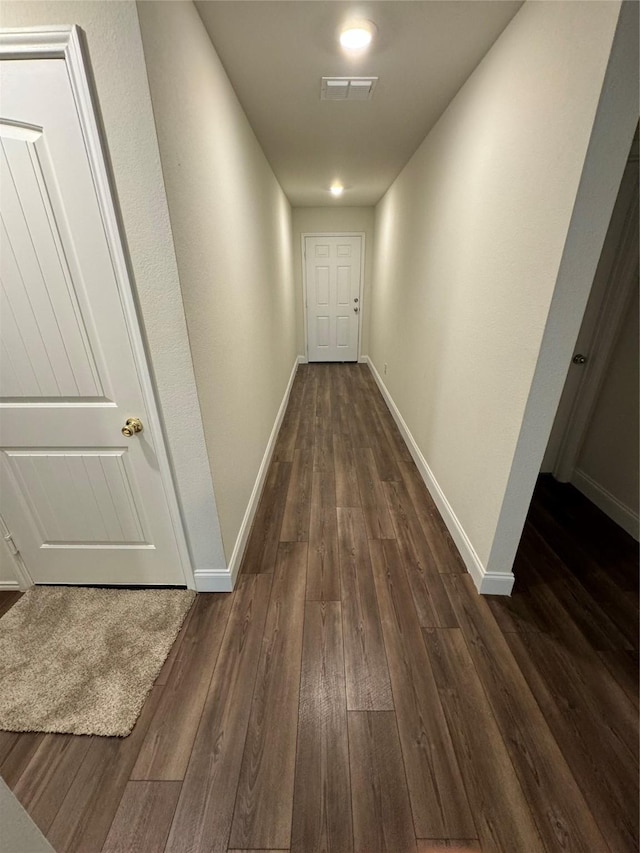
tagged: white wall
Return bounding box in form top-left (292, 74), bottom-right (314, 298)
top-left (574, 285), bottom-right (639, 537)
top-left (1, 0), bottom-right (226, 585)
top-left (292, 207), bottom-right (374, 357)
top-left (137, 1), bottom-right (297, 573)
top-left (369, 0), bottom-right (638, 592)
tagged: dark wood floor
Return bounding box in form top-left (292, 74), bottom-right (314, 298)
top-left (1, 363), bottom-right (638, 853)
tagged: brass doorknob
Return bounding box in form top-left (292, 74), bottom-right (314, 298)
top-left (122, 417), bottom-right (143, 437)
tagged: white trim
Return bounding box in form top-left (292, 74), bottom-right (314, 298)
top-left (301, 232), bottom-right (365, 363)
top-left (364, 356), bottom-right (514, 596)
top-left (0, 580), bottom-right (21, 590)
top-left (194, 356), bottom-right (302, 592)
top-left (0, 514), bottom-right (34, 591)
top-left (192, 569), bottom-right (234, 594)
top-left (0, 27), bottom-right (195, 589)
top-left (572, 469), bottom-right (639, 541)
top-left (0, 26), bottom-right (73, 58)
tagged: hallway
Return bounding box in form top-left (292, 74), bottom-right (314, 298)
top-left (0, 363), bottom-right (637, 852)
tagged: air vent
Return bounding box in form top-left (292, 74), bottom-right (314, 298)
top-left (321, 77), bottom-right (378, 101)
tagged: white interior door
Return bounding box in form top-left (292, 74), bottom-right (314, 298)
top-left (0, 52), bottom-right (188, 586)
top-left (305, 235), bottom-right (362, 362)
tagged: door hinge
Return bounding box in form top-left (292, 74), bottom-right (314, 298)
top-left (3, 533), bottom-right (19, 555)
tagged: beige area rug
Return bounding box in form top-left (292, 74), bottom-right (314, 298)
top-left (0, 586), bottom-right (195, 737)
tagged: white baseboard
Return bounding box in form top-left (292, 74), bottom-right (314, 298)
top-left (366, 357), bottom-right (514, 596)
top-left (572, 468), bottom-right (639, 541)
top-left (0, 580), bottom-right (20, 590)
top-left (192, 568), bottom-right (234, 593)
top-left (195, 356), bottom-right (302, 592)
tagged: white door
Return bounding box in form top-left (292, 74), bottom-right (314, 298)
top-left (305, 235), bottom-right (362, 362)
top-left (0, 54), bottom-right (188, 586)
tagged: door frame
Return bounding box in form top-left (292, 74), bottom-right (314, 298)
top-left (301, 232), bottom-right (365, 363)
top-left (0, 26), bottom-right (195, 589)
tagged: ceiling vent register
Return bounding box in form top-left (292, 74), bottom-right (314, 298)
top-left (321, 77), bottom-right (378, 101)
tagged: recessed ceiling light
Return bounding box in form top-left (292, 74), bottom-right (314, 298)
top-left (330, 183), bottom-right (344, 197)
top-left (339, 20), bottom-right (376, 52)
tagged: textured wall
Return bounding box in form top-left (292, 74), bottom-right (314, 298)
top-left (369, 0), bottom-right (637, 580)
top-left (1, 0), bottom-right (226, 581)
top-left (291, 207), bottom-right (375, 357)
top-left (137, 1), bottom-right (297, 561)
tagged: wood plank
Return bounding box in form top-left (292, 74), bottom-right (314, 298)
top-left (242, 461), bottom-right (292, 573)
top-left (154, 599), bottom-right (195, 686)
top-left (354, 447), bottom-right (395, 539)
top-left (515, 552), bottom-right (638, 759)
top-left (348, 711), bottom-right (416, 853)
top-left (131, 592), bottom-right (233, 781)
top-left (337, 508), bottom-right (393, 711)
top-left (361, 370), bottom-right (414, 466)
top-left (367, 413), bottom-right (402, 483)
top-left (229, 542), bottom-right (307, 850)
top-left (370, 540), bottom-right (475, 839)
top-left (46, 686), bottom-right (163, 853)
top-left (485, 558), bottom-right (543, 635)
top-left (383, 479), bottom-right (457, 627)
top-left (348, 385), bottom-right (372, 450)
top-left (0, 732), bottom-right (45, 788)
top-left (334, 432), bottom-right (361, 507)
top-left (527, 499), bottom-right (638, 648)
top-left (416, 843), bottom-right (481, 852)
top-left (312, 415), bottom-right (334, 476)
top-left (398, 460), bottom-right (466, 574)
top-left (330, 369), bottom-right (352, 438)
top-left (273, 403), bottom-right (301, 464)
top-left (507, 631), bottom-right (638, 852)
top-left (11, 733), bottom-right (92, 835)
top-left (315, 365), bottom-right (332, 419)
top-left (534, 474), bottom-right (638, 593)
top-left (522, 523), bottom-right (634, 652)
top-left (295, 373), bottom-right (317, 450)
top-left (0, 731), bottom-right (19, 765)
top-left (528, 565), bottom-right (638, 756)
top-left (0, 590), bottom-right (21, 618)
top-left (443, 573), bottom-right (612, 853)
top-left (165, 574), bottom-right (272, 853)
top-left (291, 602), bottom-right (352, 853)
top-left (424, 627), bottom-right (543, 852)
top-left (307, 473), bottom-right (340, 602)
top-left (280, 449), bottom-right (313, 542)
top-left (273, 376), bottom-right (303, 465)
top-left (598, 649), bottom-right (639, 710)
top-left (102, 781), bottom-right (181, 853)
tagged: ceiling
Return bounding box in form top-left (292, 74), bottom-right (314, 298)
top-left (194, 1), bottom-right (523, 207)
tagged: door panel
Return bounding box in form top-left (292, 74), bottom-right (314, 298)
top-left (305, 235), bottom-right (362, 362)
top-left (1, 133), bottom-right (104, 400)
top-left (3, 449), bottom-right (148, 542)
top-left (0, 57), bottom-right (186, 585)
top-left (316, 266), bottom-right (330, 304)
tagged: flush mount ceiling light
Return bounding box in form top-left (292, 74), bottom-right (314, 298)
top-left (339, 20), bottom-right (376, 52)
top-left (330, 183), bottom-right (344, 197)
